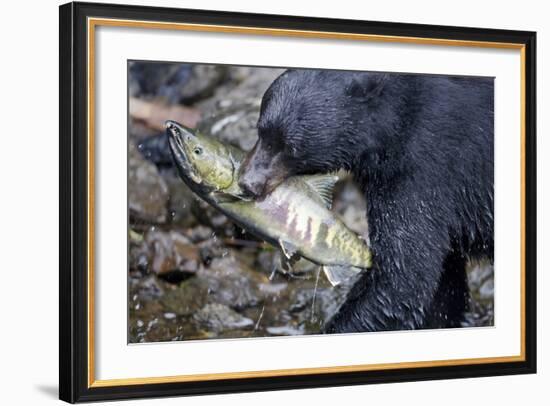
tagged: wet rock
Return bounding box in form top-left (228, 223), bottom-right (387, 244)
top-left (197, 67), bottom-right (285, 151)
top-left (129, 119), bottom-right (159, 142)
top-left (186, 225), bottom-right (214, 243)
top-left (129, 229), bottom-right (150, 273)
top-left (129, 142), bottom-right (169, 223)
top-left (137, 276), bottom-right (165, 301)
top-left (210, 212), bottom-right (229, 228)
top-left (467, 261), bottom-right (493, 288)
top-left (131, 275), bottom-right (165, 302)
top-left (194, 303), bottom-right (254, 332)
top-left (129, 62), bottom-right (227, 104)
top-left (179, 65), bottom-right (228, 104)
top-left (288, 290), bottom-right (309, 313)
top-left (144, 230), bottom-right (201, 277)
top-left (198, 67), bottom-right (284, 114)
top-left (130, 97), bottom-right (201, 131)
top-left (479, 278), bottom-right (494, 301)
top-left (333, 178), bottom-right (369, 236)
top-left (191, 199), bottom-right (230, 230)
top-left (464, 260), bottom-right (494, 326)
top-left (160, 254), bottom-right (266, 316)
top-left (129, 62), bottom-right (192, 100)
top-left (266, 325), bottom-right (305, 336)
top-left (164, 174), bottom-right (198, 227)
top-left (315, 286), bottom-right (352, 323)
top-left (199, 107), bottom-right (260, 151)
top-left (288, 274), bottom-right (355, 329)
top-left (199, 256), bottom-right (268, 310)
top-left (137, 133), bottom-right (173, 168)
top-left (161, 278), bottom-right (209, 316)
top-left (256, 250), bottom-right (277, 274)
top-left (258, 282), bottom-right (288, 297)
top-left (129, 309), bottom-right (208, 343)
top-left (198, 238), bottom-right (227, 266)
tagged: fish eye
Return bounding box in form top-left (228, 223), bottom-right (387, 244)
top-left (193, 147), bottom-right (203, 155)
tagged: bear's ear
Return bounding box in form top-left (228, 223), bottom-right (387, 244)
top-left (347, 73), bottom-right (388, 102)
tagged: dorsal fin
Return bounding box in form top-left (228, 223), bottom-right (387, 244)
top-left (302, 174), bottom-right (339, 209)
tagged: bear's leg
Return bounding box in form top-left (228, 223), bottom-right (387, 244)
top-left (324, 254), bottom-right (447, 332)
top-left (324, 210), bottom-right (453, 333)
top-left (425, 249), bottom-right (469, 329)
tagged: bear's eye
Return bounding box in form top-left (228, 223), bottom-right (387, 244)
top-left (193, 147), bottom-right (203, 155)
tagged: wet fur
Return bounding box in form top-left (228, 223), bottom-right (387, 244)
top-left (241, 69), bottom-right (494, 332)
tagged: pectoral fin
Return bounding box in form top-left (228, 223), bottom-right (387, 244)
top-left (277, 238), bottom-right (302, 273)
top-left (278, 238), bottom-right (298, 260)
top-left (280, 254), bottom-right (300, 273)
top-left (322, 265), bottom-right (363, 287)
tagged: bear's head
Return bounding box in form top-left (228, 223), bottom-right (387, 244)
top-left (238, 69), bottom-right (397, 197)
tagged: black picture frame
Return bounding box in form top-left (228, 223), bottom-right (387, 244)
top-left (59, 1), bottom-right (537, 403)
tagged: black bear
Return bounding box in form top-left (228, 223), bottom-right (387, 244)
top-left (238, 69), bottom-right (494, 333)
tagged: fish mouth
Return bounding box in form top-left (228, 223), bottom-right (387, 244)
top-left (166, 120), bottom-right (192, 145)
top-left (166, 120), bottom-right (202, 185)
top-left (232, 189), bottom-right (258, 202)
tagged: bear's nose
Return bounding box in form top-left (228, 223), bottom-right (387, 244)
top-left (238, 176), bottom-right (265, 198)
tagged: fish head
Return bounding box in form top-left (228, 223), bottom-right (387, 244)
top-left (166, 120), bottom-right (235, 194)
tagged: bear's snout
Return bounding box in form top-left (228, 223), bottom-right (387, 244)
top-left (238, 139), bottom-right (290, 198)
top-left (238, 170), bottom-right (266, 198)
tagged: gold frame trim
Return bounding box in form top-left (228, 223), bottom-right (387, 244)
top-left (87, 17), bottom-right (527, 388)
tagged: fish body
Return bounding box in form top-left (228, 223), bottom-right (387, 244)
top-left (166, 120), bottom-right (372, 285)
top-left (219, 178), bottom-right (371, 269)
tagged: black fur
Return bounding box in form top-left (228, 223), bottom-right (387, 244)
top-left (239, 69), bottom-right (494, 333)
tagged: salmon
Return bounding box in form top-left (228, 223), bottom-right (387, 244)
top-left (166, 120), bottom-right (372, 285)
